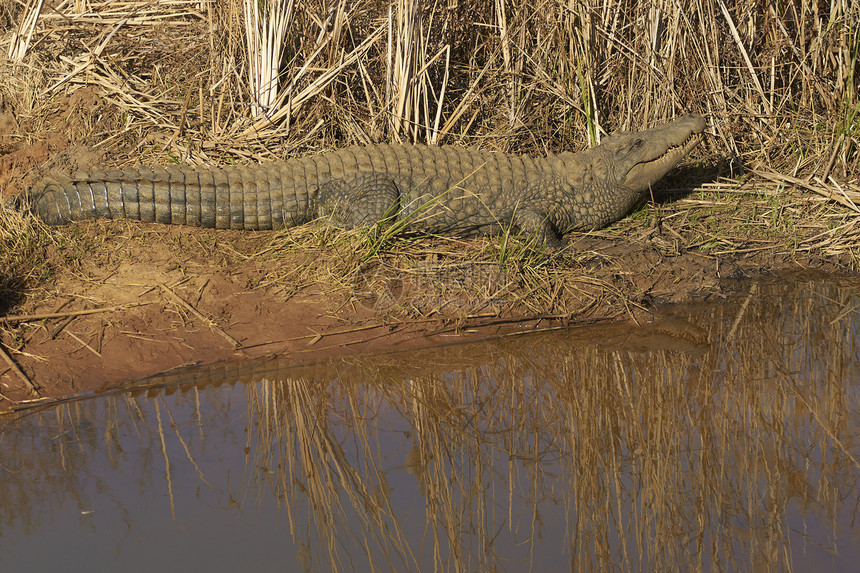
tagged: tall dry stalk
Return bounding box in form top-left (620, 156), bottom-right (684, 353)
top-left (243, 0), bottom-right (295, 119)
top-left (6, 0), bottom-right (44, 62)
top-left (387, 0), bottom-right (450, 143)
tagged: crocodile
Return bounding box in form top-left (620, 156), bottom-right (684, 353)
top-left (23, 115), bottom-right (706, 245)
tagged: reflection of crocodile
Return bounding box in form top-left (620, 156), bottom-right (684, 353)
top-left (25, 116), bottom-right (705, 245)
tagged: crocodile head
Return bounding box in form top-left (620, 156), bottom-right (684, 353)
top-left (601, 114), bottom-right (707, 196)
top-left (551, 115), bottom-right (706, 231)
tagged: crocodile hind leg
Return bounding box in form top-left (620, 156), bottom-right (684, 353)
top-left (318, 176), bottom-right (401, 230)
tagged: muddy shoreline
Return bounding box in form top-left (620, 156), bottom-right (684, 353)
top-left (0, 212), bottom-right (854, 412)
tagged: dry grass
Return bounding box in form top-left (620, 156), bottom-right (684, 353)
top-left (0, 197), bottom-right (51, 311)
top-left (242, 222), bottom-right (628, 323)
top-left (0, 0), bottom-right (855, 167)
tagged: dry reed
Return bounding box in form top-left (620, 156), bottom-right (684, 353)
top-left (0, 0), bottom-right (855, 170)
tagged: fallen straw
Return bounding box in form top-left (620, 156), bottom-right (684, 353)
top-left (158, 283), bottom-right (242, 349)
top-left (1, 303), bottom-right (151, 324)
top-left (0, 343), bottom-right (40, 397)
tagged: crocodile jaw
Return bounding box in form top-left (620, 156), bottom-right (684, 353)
top-left (611, 115), bottom-right (707, 195)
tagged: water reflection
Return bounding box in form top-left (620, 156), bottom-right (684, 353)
top-left (1, 277), bottom-right (858, 571)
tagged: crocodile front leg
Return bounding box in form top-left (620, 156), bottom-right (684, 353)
top-left (514, 209), bottom-right (563, 250)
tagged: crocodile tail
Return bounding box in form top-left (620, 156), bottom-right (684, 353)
top-left (25, 163), bottom-right (304, 230)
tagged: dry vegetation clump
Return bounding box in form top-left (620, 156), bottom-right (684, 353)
top-left (0, 0), bottom-right (858, 316)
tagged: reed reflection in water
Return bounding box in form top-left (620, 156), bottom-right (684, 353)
top-left (0, 278), bottom-right (858, 572)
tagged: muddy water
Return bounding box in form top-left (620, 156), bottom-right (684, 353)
top-left (1, 277), bottom-right (858, 572)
